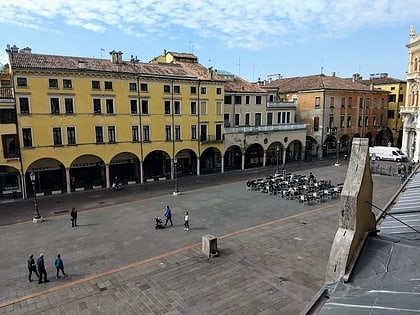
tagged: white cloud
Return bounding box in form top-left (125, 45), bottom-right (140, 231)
top-left (1, 0), bottom-right (420, 51)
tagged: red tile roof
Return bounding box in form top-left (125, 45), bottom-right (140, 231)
top-left (264, 74), bottom-right (381, 92)
top-left (225, 76), bottom-right (267, 93)
top-left (359, 77), bottom-right (406, 85)
top-left (9, 52), bottom-right (222, 81)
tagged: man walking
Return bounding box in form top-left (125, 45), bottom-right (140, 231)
top-left (70, 207), bottom-right (78, 227)
top-left (164, 206), bottom-right (173, 227)
top-left (54, 254), bottom-right (67, 279)
top-left (27, 254), bottom-right (39, 282)
top-left (37, 253), bottom-right (49, 284)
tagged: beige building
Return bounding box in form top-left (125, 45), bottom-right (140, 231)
top-left (401, 26), bottom-right (420, 161)
top-left (222, 71), bottom-right (307, 171)
top-left (263, 74), bottom-right (390, 160)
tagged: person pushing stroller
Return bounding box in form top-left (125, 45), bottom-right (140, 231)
top-left (163, 206), bottom-right (173, 227)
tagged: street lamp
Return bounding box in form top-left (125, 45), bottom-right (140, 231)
top-left (173, 158), bottom-right (179, 196)
top-left (335, 140), bottom-right (340, 166)
top-left (276, 145), bottom-right (280, 175)
top-left (30, 172), bottom-right (43, 223)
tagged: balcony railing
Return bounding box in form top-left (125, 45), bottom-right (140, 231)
top-left (266, 101), bottom-right (296, 108)
top-left (225, 124), bottom-right (307, 134)
top-left (0, 87), bottom-right (14, 102)
top-left (200, 135), bottom-right (223, 143)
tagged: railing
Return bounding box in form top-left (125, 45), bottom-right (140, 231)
top-left (0, 87), bottom-right (14, 101)
top-left (200, 135), bottom-right (223, 143)
top-left (266, 101), bottom-right (296, 108)
top-left (225, 124), bottom-right (307, 134)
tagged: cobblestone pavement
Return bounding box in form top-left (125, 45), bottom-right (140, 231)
top-left (0, 161), bottom-right (401, 314)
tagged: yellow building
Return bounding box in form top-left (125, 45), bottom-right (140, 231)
top-left (359, 73), bottom-right (406, 147)
top-left (4, 46), bottom-right (225, 198)
top-left (222, 71), bottom-right (307, 171)
top-left (0, 61), bottom-right (21, 198)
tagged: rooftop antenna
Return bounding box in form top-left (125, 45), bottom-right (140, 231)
top-left (208, 59), bottom-right (211, 67)
top-left (238, 58), bottom-right (241, 76)
top-left (320, 58), bottom-right (324, 74)
top-left (189, 41), bottom-right (195, 54)
top-left (100, 48), bottom-right (105, 59)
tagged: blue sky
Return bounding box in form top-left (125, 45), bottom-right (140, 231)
top-left (1, 0), bottom-right (419, 82)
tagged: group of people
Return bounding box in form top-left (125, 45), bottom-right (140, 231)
top-left (162, 205), bottom-right (190, 231)
top-left (27, 253), bottom-right (67, 284)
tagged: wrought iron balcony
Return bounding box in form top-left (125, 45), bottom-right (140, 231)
top-left (200, 135), bottom-right (223, 143)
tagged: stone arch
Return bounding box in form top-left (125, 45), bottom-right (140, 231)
top-left (109, 152), bottom-right (140, 184)
top-left (200, 147), bottom-right (222, 174)
top-left (69, 155), bottom-right (105, 190)
top-left (245, 143), bottom-right (264, 168)
top-left (305, 136), bottom-right (319, 161)
top-left (224, 145), bottom-right (242, 171)
top-left (286, 139), bottom-right (303, 162)
top-left (26, 158), bottom-right (66, 195)
top-left (143, 150), bottom-right (171, 180)
top-left (175, 149), bottom-right (197, 176)
top-left (266, 141), bottom-right (285, 170)
top-left (323, 135), bottom-right (337, 156)
top-left (0, 165), bottom-right (22, 199)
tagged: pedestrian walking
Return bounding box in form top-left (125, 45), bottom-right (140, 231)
top-left (184, 211), bottom-right (189, 231)
top-left (401, 171), bottom-right (407, 185)
top-left (27, 254), bottom-right (39, 282)
top-left (36, 253), bottom-right (49, 284)
top-left (164, 205), bottom-right (173, 227)
top-left (54, 254), bottom-right (67, 279)
top-left (70, 207), bottom-right (77, 227)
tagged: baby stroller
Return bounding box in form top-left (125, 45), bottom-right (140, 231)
top-left (155, 216), bottom-right (165, 229)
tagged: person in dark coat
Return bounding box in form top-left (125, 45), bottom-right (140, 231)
top-left (70, 207), bottom-right (78, 227)
top-left (27, 254), bottom-right (39, 282)
top-left (36, 253), bottom-right (49, 283)
top-left (54, 254), bottom-right (67, 279)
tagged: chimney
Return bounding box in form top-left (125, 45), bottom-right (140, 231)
top-left (110, 50), bottom-right (117, 63)
top-left (78, 61), bottom-right (86, 69)
top-left (117, 51), bottom-right (123, 64)
top-left (332, 72), bottom-right (336, 77)
top-left (20, 47), bottom-right (32, 54)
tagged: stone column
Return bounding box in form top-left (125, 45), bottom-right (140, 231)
top-left (196, 158), bottom-right (200, 175)
top-left (65, 168), bottom-right (71, 193)
top-left (21, 171), bottom-right (26, 199)
top-left (241, 152), bottom-right (245, 170)
top-left (263, 150), bottom-right (267, 167)
top-left (301, 146), bottom-right (306, 161)
top-left (282, 149), bottom-right (287, 170)
top-left (221, 154), bottom-right (224, 173)
top-left (105, 163), bottom-right (110, 188)
top-left (139, 160), bottom-right (144, 184)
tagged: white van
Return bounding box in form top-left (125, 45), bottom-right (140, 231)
top-left (369, 146), bottom-right (408, 162)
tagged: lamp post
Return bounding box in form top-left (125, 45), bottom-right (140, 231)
top-left (276, 145), bottom-right (280, 175)
top-left (173, 158), bottom-right (179, 196)
top-left (335, 140), bottom-right (340, 166)
top-left (30, 172), bottom-right (43, 223)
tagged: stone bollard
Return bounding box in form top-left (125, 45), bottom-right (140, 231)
top-left (202, 234), bottom-right (218, 258)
